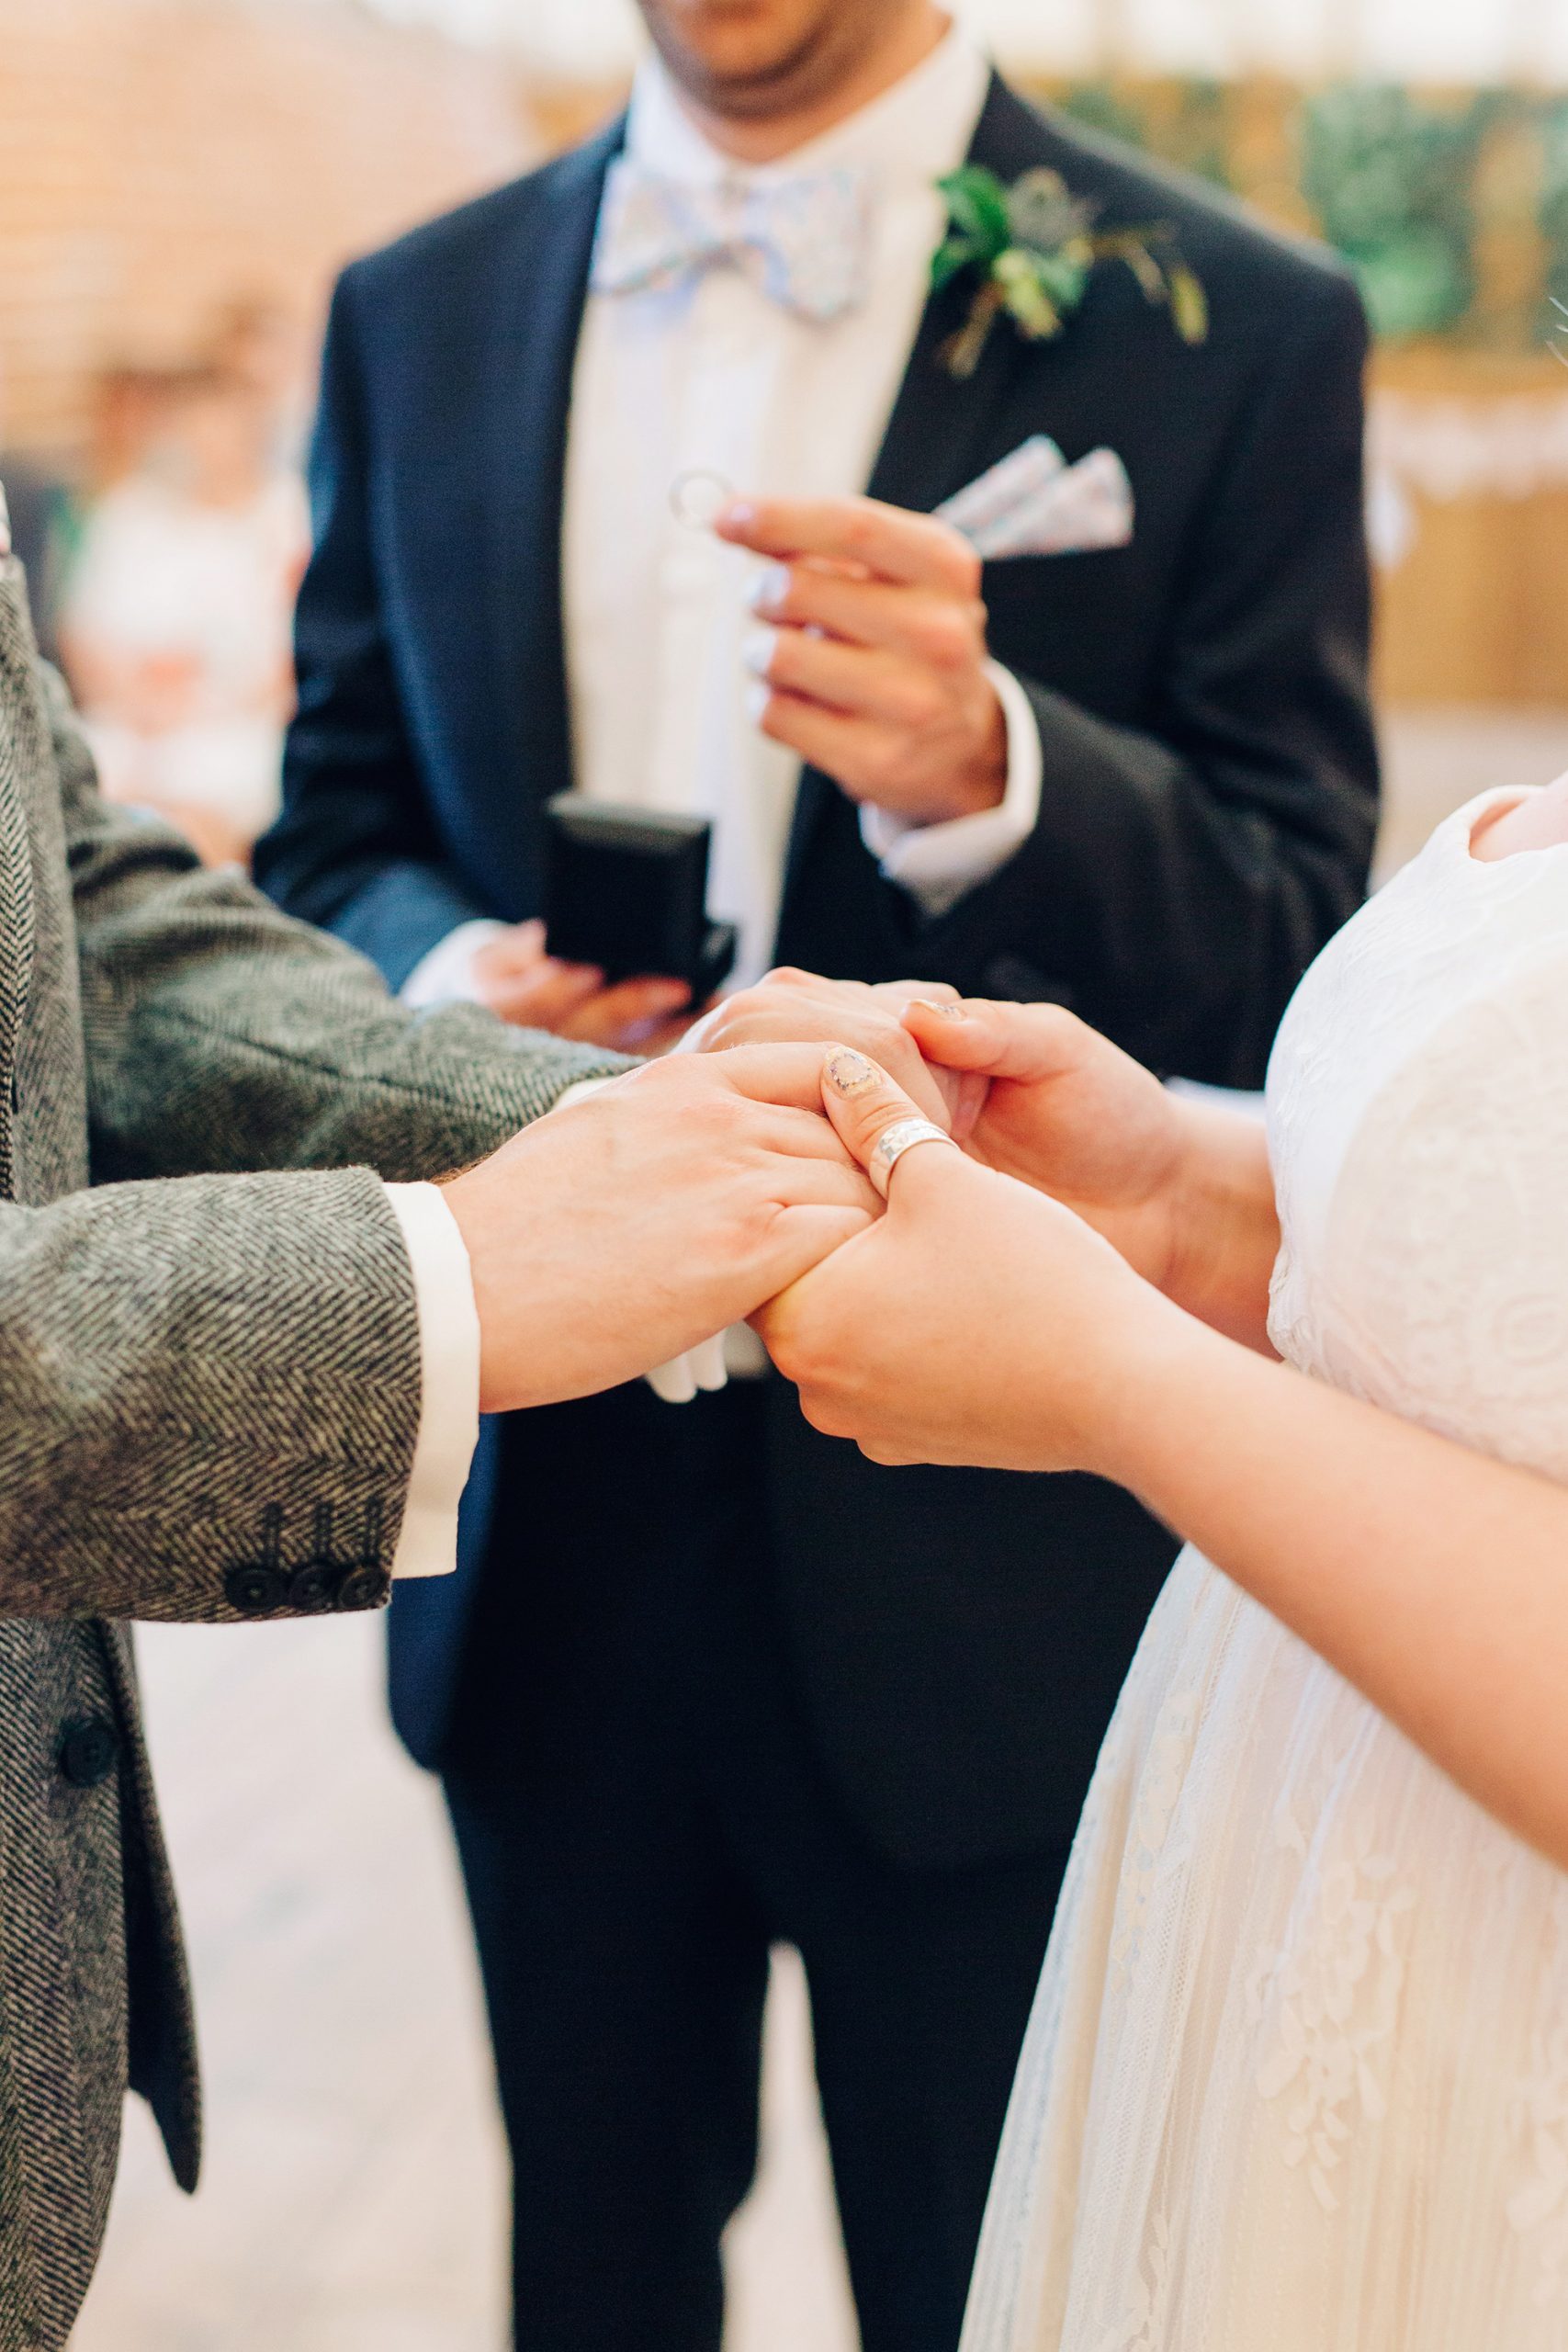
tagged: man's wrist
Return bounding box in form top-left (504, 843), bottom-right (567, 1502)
top-left (945, 687), bottom-right (1009, 820)
top-left (860, 666), bottom-right (1040, 916)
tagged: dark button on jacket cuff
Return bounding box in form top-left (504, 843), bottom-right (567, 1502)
top-left (288, 1560), bottom-right (345, 1613)
top-left (336, 1565), bottom-right (391, 1611)
top-left (57, 1718), bottom-right (119, 1789)
top-left (226, 1500), bottom-right (389, 1616)
top-left (225, 1563), bottom-right (289, 1616)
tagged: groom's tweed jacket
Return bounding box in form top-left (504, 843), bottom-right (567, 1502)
top-left (0, 547), bottom-right (625, 2349)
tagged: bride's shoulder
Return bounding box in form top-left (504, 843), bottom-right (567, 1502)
top-left (1468, 775), bottom-right (1568, 863)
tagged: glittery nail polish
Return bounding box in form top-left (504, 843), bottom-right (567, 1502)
top-left (824, 1048), bottom-right (880, 1096)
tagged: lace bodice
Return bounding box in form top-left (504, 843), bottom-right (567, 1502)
top-left (1266, 789), bottom-right (1568, 1481)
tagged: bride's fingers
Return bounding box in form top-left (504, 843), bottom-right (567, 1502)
top-left (901, 996), bottom-right (1090, 1081)
top-left (818, 1046), bottom-right (967, 1206)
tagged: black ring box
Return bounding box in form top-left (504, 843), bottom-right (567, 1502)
top-left (542, 795), bottom-right (739, 1001)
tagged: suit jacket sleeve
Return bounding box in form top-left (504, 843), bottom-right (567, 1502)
top-left (254, 268), bottom-right (485, 989)
top-left (914, 274), bottom-right (1379, 1087)
top-left (51, 667), bottom-right (626, 1186)
top-left (0, 672), bottom-right (625, 1625)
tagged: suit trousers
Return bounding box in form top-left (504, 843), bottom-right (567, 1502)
top-left (441, 1381), bottom-right (1070, 2352)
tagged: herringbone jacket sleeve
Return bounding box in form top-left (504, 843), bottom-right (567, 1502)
top-left (45, 668), bottom-right (626, 1187)
top-left (0, 672), bottom-right (626, 1623)
top-left (0, 1161), bottom-right (434, 1621)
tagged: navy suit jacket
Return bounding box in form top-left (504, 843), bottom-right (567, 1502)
top-left (258, 78), bottom-right (1378, 1867)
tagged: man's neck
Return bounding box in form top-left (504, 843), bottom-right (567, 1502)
top-left (670, 5), bottom-right (951, 164)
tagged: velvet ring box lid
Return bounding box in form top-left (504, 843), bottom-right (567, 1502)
top-left (542, 795), bottom-right (738, 999)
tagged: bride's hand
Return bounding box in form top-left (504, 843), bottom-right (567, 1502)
top-left (756, 1046), bottom-right (1175, 1472)
top-left (901, 998), bottom-right (1279, 1345)
top-left (899, 998), bottom-right (1195, 1283)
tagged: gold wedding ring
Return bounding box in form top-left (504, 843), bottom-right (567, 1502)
top-left (867, 1117), bottom-right (959, 1201)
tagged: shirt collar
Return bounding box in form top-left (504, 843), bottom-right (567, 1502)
top-left (624, 18), bottom-right (990, 193)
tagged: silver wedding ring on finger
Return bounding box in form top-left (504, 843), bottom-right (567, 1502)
top-left (868, 1118), bottom-right (959, 1201)
top-left (670, 469), bottom-right (734, 529)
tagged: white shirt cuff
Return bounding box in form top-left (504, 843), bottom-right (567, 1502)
top-left (385, 1182), bottom-right (481, 1579)
top-left (400, 919), bottom-right (508, 1009)
top-left (859, 662), bottom-right (1043, 919)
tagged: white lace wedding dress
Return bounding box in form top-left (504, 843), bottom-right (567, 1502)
top-left (960, 788), bottom-right (1568, 2352)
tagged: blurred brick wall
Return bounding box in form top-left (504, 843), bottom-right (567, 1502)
top-left (0, 0), bottom-right (545, 463)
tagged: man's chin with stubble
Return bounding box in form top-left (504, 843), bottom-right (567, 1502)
top-left (637, 0), bottom-right (914, 123)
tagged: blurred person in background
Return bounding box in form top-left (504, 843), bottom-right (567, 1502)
top-left (59, 353), bottom-right (307, 868)
top-left (78, 361), bottom-right (174, 498)
top-left (208, 291), bottom-right (316, 469)
top-left (43, 363), bottom-right (189, 637)
top-left (258, 0), bottom-right (1379, 2344)
top-left (0, 352), bottom-right (78, 664)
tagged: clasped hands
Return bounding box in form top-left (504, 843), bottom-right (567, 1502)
top-left (443, 968), bottom-right (1277, 1476)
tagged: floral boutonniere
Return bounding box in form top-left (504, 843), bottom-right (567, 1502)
top-left (931, 164), bottom-right (1209, 379)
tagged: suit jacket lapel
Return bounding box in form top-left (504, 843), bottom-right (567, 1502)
top-left (488, 120), bottom-right (625, 814)
top-left (864, 76), bottom-right (1057, 514)
top-left (783, 73), bottom-right (1060, 911)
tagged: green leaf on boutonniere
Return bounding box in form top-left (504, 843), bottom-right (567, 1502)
top-left (993, 247), bottom-right (1086, 340)
top-left (931, 234), bottom-right (981, 296)
top-left (1169, 264), bottom-right (1210, 345)
top-left (932, 162), bottom-right (1209, 378)
top-left (939, 164), bottom-right (1014, 257)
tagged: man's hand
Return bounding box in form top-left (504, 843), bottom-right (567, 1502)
top-left (685, 968), bottom-right (987, 1134)
top-left (440, 1046), bottom-right (879, 1415)
top-left (716, 496), bottom-right (1008, 828)
top-left (472, 920), bottom-right (697, 1052)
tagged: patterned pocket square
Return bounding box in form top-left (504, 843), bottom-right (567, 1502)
top-left (936, 435), bottom-right (1134, 560)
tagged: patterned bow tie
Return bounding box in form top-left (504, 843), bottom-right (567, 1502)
top-left (591, 156), bottom-right (874, 324)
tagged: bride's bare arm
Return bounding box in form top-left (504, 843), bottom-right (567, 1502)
top-left (761, 1047), bottom-right (1568, 1875)
top-left (902, 998), bottom-right (1281, 1350)
top-left (1105, 1308), bottom-right (1568, 1874)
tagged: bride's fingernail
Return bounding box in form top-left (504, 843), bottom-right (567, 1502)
top-left (824, 1048), bottom-right (881, 1096)
top-left (911, 998), bottom-right (966, 1020)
